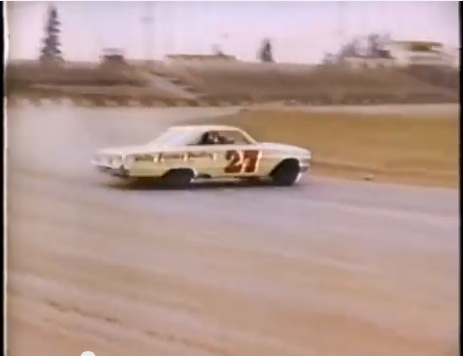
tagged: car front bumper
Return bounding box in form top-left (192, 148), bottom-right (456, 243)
top-left (299, 158), bottom-right (311, 173)
top-left (94, 164), bottom-right (130, 178)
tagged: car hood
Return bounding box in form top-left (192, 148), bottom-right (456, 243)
top-left (260, 142), bottom-right (310, 155)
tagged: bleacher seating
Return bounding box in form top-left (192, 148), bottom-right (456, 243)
top-left (6, 62), bottom-right (150, 89)
top-left (162, 62), bottom-right (455, 102)
top-left (6, 59), bottom-right (459, 104)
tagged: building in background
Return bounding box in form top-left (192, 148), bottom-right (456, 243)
top-left (336, 37), bottom-right (458, 70)
top-left (384, 41), bottom-right (458, 68)
top-left (99, 48), bottom-right (128, 67)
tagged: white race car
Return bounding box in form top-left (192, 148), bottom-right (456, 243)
top-left (92, 125), bottom-right (311, 187)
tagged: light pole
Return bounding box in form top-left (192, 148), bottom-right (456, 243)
top-left (141, 2), bottom-right (154, 67)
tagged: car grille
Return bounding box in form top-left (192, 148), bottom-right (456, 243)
top-left (95, 154), bottom-right (119, 166)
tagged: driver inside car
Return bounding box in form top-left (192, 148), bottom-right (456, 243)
top-left (200, 131), bottom-right (222, 145)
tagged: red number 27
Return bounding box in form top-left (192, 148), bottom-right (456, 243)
top-left (224, 150), bottom-right (261, 174)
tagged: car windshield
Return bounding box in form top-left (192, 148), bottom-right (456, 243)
top-left (147, 129), bottom-right (191, 146)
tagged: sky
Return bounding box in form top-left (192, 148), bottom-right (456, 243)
top-left (5, 1), bottom-right (460, 64)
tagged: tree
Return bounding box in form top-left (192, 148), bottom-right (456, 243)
top-left (258, 38), bottom-right (274, 63)
top-left (337, 39), bottom-right (358, 61)
top-left (212, 44), bottom-right (225, 56)
top-left (366, 33), bottom-right (391, 57)
top-left (39, 4), bottom-right (63, 65)
top-left (367, 34), bottom-right (381, 56)
top-left (323, 52), bottom-right (336, 65)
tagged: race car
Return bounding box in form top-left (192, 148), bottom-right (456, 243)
top-left (92, 125), bottom-right (311, 187)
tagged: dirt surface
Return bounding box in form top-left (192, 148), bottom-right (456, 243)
top-left (6, 105), bottom-right (459, 356)
top-left (194, 107), bottom-right (459, 188)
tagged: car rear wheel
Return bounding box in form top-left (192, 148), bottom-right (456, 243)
top-left (162, 168), bottom-right (195, 188)
top-left (270, 159), bottom-right (301, 186)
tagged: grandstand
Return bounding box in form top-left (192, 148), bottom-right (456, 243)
top-left (6, 51), bottom-right (458, 104)
top-left (149, 60), bottom-right (457, 103)
top-left (5, 60), bottom-right (180, 101)
top-left (6, 1), bottom-right (458, 106)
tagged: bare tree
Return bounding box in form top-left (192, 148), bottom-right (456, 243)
top-left (338, 39), bottom-right (358, 61)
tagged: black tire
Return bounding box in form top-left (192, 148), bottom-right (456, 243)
top-left (162, 169), bottom-right (195, 188)
top-left (270, 159), bottom-right (301, 186)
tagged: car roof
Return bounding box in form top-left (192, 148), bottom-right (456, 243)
top-left (168, 125), bottom-right (241, 132)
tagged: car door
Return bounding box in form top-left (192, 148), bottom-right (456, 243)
top-left (182, 145), bottom-right (222, 177)
top-left (187, 130), bottom-right (267, 178)
top-left (184, 143), bottom-right (259, 178)
top-left (217, 143), bottom-right (266, 177)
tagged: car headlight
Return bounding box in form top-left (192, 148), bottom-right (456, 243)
top-left (110, 155), bottom-right (122, 165)
top-left (124, 155), bottom-right (135, 166)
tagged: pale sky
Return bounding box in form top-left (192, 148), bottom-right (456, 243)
top-left (6, 1), bottom-right (460, 64)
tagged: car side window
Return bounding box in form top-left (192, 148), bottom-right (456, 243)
top-left (195, 131), bottom-right (222, 145)
top-left (216, 130), bottom-right (250, 145)
top-left (191, 130), bottom-right (251, 146)
top-left (198, 132), bottom-right (210, 145)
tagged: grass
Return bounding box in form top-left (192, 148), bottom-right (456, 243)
top-left (193, 109), bottom-right (459, 188)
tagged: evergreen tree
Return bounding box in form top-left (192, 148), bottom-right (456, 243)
top-left (39, 5), bottom-right (63, 64)
top-left (258, 39), bottom-right (274, 63)
top-left (212, 44), bottom-right (225, 56)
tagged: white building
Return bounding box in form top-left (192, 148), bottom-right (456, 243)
top-left (384, 41), bottom-right (458, 68)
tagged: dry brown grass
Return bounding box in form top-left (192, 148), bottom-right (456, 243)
top-left (196, 109), bottom-right (459, 188)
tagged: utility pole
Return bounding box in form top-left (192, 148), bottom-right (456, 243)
top-left (337, 1), bottom-right (345, 47)
top-left (141, 2), bottom-right (154, 67)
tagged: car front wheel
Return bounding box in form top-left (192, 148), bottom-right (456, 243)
top-left (270, 159), bottom-right (302, 186)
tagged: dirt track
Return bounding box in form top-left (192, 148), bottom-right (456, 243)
top-left (6, 105), bottom-right (459, 356)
